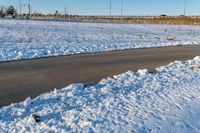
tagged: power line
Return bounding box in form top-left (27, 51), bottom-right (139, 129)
top-left (11, 1), bottom-right (192, 16)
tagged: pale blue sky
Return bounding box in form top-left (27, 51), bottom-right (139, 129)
top-left (0, 0), bottom-right (199, 16)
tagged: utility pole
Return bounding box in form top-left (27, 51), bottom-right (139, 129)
top-left (64, 8), bottom-right (67, 20)
top-left (19, 0), bottom-right (22, 15)
top-left (109, 0), bottom-right (112, 16)
top-left (28, 0), bottom-right (31, 16)
top-left (184, 0), bottom-right (186, 16)
top-left (121, 0), bottom-right (123, 17)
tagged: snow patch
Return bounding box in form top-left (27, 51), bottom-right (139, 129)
top-left (23, 97), bottom-right (32, 107)
top-left (137, 69), bottom-right (148, 75)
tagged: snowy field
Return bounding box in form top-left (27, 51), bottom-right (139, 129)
top-left (1, 56), bottom-right (200, 132)
top-left (1, 18), bottom-right (200, 62)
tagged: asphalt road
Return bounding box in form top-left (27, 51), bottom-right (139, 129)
top-left (1, 46), bottom-right (200, 107)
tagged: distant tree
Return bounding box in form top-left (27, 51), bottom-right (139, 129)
top-left (0, 9), bottom-right (3, 16)
top-left (6, 5), bottom-right (17, 15)
top-left (0, 6), bottom-right (5, 17)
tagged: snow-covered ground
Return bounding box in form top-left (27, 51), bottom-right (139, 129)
top-left (1, 18), bottom-right (200, 62)
top-left (1, 56), bottom-right (200, 132)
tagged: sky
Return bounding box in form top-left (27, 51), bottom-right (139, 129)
top-left (0, 0), bottom-right (200, 16)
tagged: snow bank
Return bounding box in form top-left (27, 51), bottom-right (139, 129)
top-left (1, 56), bottom-right (200, 132)
top-left (1, 19), bottom-right (200, 62)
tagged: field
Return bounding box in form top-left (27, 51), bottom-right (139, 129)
top-left (1, 18), bottom-right (200, 62)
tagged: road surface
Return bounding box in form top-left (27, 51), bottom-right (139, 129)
top-left (1, 46), bottom-right (200, 107)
